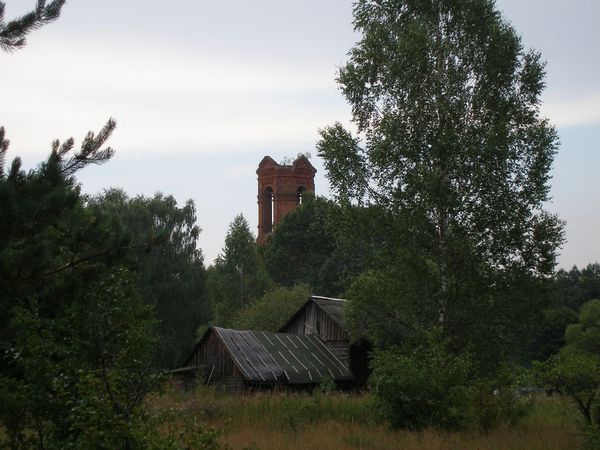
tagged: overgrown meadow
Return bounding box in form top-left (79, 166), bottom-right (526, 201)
top-left (148, 387), bottom-right (580, 450)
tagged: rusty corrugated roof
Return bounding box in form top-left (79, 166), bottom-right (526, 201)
top-left (211, 327), bottom-right (352, 384)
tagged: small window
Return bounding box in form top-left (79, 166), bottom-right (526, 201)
top-left (297, 186), bottom-right (306, 205)
top-left (264, 187), bottom-right (274, 232)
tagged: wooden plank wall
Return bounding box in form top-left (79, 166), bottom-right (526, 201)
top-left (190, 331), bottom-right (243, 384)
top-left (283, 303), bottom-right (350, 364)
top-left (283, 303), bottom-right (348, 341)
top-left (306, 303), bottom-right (347, 341)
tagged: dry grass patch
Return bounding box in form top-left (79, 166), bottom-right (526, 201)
top-left (149, 388), bottom-right (580, 450)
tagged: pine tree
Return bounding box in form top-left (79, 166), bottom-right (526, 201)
top-left (0, 0), bottom-right (65, 52)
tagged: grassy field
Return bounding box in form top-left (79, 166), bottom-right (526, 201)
top-left (150, 387), bottom-right (582, 450)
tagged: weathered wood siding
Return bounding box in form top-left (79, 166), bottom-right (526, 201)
top-left (189, 330), bottom-right (243, 384)
top-left (214, 376), bottom-right (245, 392)
top-left (281, 303), bottom-right (349, 364)
top-left (282, 302), bottom-right (348, 342)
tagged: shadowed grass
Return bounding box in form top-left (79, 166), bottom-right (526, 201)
top-left (148, 387), bottom-right (580, 449)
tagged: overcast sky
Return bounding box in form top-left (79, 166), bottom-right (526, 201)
top-left (2, 0), bottom-right (599, 268)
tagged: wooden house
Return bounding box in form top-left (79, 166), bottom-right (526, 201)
top-left (180, 326), bottom-right (353, 391)
top-left (279, 295), bottom-right (371, 385)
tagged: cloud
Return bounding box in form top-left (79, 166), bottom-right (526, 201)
top-left (1, 38), bottom-right (349, 160)
top-left (541, 92), bottom-right (600, 128)
top-left (224, 165), bottom-right (259, 180)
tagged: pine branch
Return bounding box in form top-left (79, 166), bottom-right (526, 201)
top-left (57, 118), bottom-right (117, 176)
top-left (42, 241), bottom-right (149, 278)
top-left (0, 0), bottom-right (65, 52)
top-left (51, 137), bottom-right (74, 157)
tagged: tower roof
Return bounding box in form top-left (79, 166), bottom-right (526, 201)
top-left (256, 155), bottom-right (317, 175)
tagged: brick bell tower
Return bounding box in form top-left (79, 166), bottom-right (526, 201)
top-left (256, 155), bottom-right (316, 244)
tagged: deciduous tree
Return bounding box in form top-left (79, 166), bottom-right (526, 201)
top-left (535, 300), bottom-right (600, 443)
top-left (90, 189), bottom-right (209, 368)
top-left (209, 214), bottom-right (270, 326)
top-left (318, 0), bottom-right (564, 364)
top-left (230, 284), bottom-right (311, 332)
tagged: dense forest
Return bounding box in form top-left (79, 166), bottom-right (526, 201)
top-left (1, 0), bottom-right (599, 449)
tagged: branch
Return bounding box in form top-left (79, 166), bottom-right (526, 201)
top-left (42, 241), bottom-right (150, 278)
top-left (57, 118), bottom-right (117, 176)
top-left (0, 0), bottom-right (65, 52)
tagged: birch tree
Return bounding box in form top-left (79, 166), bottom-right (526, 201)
top-left (318, 0), bottom-right (563, 361)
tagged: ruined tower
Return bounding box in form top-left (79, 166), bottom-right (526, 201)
top-left (256, 155), bottom-right (316, 244)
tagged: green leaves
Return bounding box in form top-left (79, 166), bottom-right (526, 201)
top-left (0, 120), bottom-right (165, 447)
top-left (534, 299), bottom-right (600, 433)
top-left (230, 284), bottom-right (311, 332)
top-left (370, 331), bottom-right (477, 430)
top-left (318, 0), bottom-right (563, 369)
top-left (265, 196), bottom-right (337, 292)
top-left (90, 189), bottom-right (208, 368)
top-left (209, 214), bottom-right (270, 327)
top-left (316, 125), bottom-right (369, 205)
top-left (564, 300), bottom-right (600, 354)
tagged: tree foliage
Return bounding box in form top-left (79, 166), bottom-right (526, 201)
top-left (265, 195), bottom-right (338, 294)
top-left (90, 189), bottom-right (209, 368)
top-left (265, 195), bottom-right (383, 297)
top-left (0, 0), bottom-right (65, 52)
top-left (208, 214), bottom-right (270, 327)
top-left (230, 284), bottom-right (311, 332)
top-left (0, 5), bottom-right (219, 447)
top-left (535, 300), bottom-right (600, 443)
top-left (317, 0), bottom-right (563, 365)
top-left (372, 330), bottom-right (530, 431)
top-left (370, 331), bottom-right (476, 430)
top-left (0, 120), bottom-right (118, 332)
top-left (530, 264), bottom-right (600, 361)
top-left (0, 122), bottom-right (167, 448)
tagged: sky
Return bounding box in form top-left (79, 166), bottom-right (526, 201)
top-left (2, 0), bottom-right (599, 268)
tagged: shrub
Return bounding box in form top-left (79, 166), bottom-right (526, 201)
top-left (533, 300), bottom-right (600, 448)
top-left (369, 331), bottom-right (476, 430)
top-left (472, 369), bottom-right (532, 430)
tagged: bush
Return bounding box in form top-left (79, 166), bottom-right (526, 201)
top-left (533, 299), bottom-right (600, 448)
top-left (472, 369), bottom-right (532, 430)
top-left (370, 331), bottom-right (531, 431)
top-left (369, 331), bottom-right (476, 430)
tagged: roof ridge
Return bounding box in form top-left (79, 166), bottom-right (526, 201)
top-left (311, 295), bottom-right (346, 302)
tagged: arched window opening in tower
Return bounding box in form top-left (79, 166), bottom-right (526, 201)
top-left (264, 187), bottom-right (274, 233)
top-left (297, 186), bottom-right (306, 205)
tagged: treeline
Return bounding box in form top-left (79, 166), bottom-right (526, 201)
top-left (208, 197), bottom-right (600, 369)
top-left (201, 196), bottom-right (379, 335)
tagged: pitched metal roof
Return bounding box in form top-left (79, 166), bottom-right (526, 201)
top-left (251, 330), bottom-right (352, 383)
top-left (213, 328), bottom-right (283, 382)
top-left (210, 327), bottom-right (352, 384)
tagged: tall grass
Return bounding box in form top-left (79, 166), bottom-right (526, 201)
top-left (148, 387), bottom-right (581, 449)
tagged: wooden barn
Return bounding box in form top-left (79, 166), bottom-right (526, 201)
top-left (179, 326), bottom-right (353, 391)
top-left (279, 295), bottom-right (371, 386)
